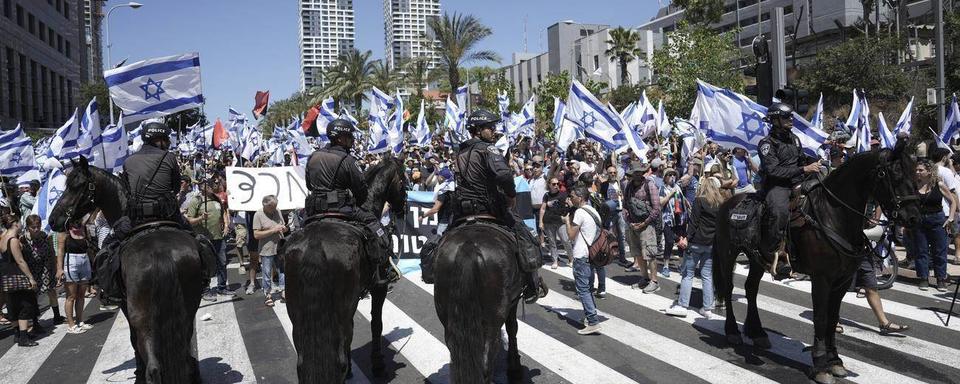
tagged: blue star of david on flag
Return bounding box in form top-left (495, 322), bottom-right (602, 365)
top-left (48, 186), bottom-right (63, 206)
top-left (739, 112), bottom-right (766, 141)
top-left (580, 111), bottom-right (598, 130)
top-left (140, 78), bottom-right (165, 101)
top-left (10, 153), bottom-right (21, 164)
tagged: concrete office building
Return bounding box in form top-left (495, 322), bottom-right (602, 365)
top-left (299, 0), bottom-right (356, 91)
top-left (383, 0), bottom-right (441, 70)
top-left (82, 0), bottom-right (104, 82)
top-left (502, 21), bottom-right (656, 102)
top-left (1, 0), bottom-right (87, 130)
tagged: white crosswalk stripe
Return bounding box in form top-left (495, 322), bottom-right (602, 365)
top-left (0, 262), bottom-right (956, 384)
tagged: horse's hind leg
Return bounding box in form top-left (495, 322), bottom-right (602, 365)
top-left (369, 284), bottom-right (388, 377)
top-left (720, 248), bottom-right (742, 345)
top-left (744, 258), bottom-right (771, 349)
top-left (824, 279), bottom-right (851, 377)
top-left (505, 303), bottom-right (523, 383)
top-left (810, 276), bottom-right (837, 384)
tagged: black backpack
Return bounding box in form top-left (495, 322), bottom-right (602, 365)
top-left (729, 195), bottom-right (763, 249)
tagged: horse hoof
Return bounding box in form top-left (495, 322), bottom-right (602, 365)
top-left (829, 365), bottom-right (848, 377)
top-left (813, 372), bottom-right (836, 384)
top-left (726, 334), bottom-right (743, 345)
top-left (751, 336), bottom-right (771, 349)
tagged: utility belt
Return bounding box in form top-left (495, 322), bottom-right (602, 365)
top-left (305, 190), bottom-right (356, 214)
top-left (128, 197), bottom-right (177, 223)
top-left (457, 198), bottom-right (492, 217)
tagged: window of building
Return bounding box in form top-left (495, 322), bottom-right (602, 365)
top-left (593, 55), bottom-right (600, 70)
top-left (16, 4), bottom-right (23, 27)
top-left (663, 24), bottom-right (675, 33)
top-left (580, 29), bottom-right (588, 37)
top-left (63, 3), bottom-right (68, 19)
top-left (3, 0), bottom-right (10, 19)
top-left (19, 54), bottom-right (27, 121)
top-left (6, 48), bottom-right (15, 119)
top-left (65, 40), bottom-right (70, 59)
top-left (48, 27), bottom-right (54, 47)
top-left (55, 0), bottom-right (61, 13)
top-left (784, 5), bottom-right (793, 15)
top-left (39, 21), bottom-right (45, 40)
top-left (57, 35), bottom-right (62, 53)
top-left (761, 12), bottom-right (770, 21)
top-left (67, 78), bottom-right (73, 112)
top-left (27, 13), bottom-right (34, 34)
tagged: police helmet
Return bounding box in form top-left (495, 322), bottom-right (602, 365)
top-left (765, 102), bottom-right (793, 121)
top-left (466, 110), bottom-right (501, 134)
top-left (142, 122), bottom-right (172, 143)
top-left (326, 118), bottom-right (356, 140)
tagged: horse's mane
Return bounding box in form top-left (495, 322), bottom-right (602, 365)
top-left (364, 157), bottom-right (404, 202)
top-left (822, 149), bottom-right (886, 189)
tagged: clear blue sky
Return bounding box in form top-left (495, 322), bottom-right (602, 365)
top-left (106, 0), bottom-right (659, 125)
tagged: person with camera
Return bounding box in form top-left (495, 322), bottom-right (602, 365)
top-left (564, 186), bottom-right (604, 335)
top-left (540, 177), bottom-right (574, 269)
top-left (623, 162), bottom-right (663, 293)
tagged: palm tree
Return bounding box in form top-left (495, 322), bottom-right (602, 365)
top-left (605, 27), bottom-right (643, 86)
top-left (370, 60), bottom-right (401, 92)
top-left (316, 49), bottom-right (376, 111)
top-left (401, 56), bottom-right (441, 98)
top-left (425, 12), bottom-right (501, 95)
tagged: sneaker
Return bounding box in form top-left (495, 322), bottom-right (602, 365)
top-left (218, 288), bottom-right (237, 298)
top-left (245, 285), bottom-right (255, 295)
top-left (66, 325), bottom-right (86, 334)
top-left (202, 292), bottom-right (218, 302)
top-left (79, 322), bottom-right (93, 331)
top-left (642, 281), bottom-right (661, 294)
top-left (659, 265), bottom-right (671, 278)
top-left (918, 280), bottom-right (929, 291)
top-left (595, 291), bottom-right (607, 299)
top-left (665, 304), bottom-right (688, 317)
top-left (698, 308), bottom-right (713, 319)
top-left (99, 304), bottom-right (119, 311)
top-left (936, 280), bottom-right (948, 292)
top-left (577, 323), bottom-right (602, 335)
top-left (624, 266), bottom-right (641, 272)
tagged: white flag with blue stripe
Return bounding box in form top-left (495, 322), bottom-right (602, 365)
top-left (565, 80), bottom-right (624, 151)
top-left (33, 168), bottom-right (67, 232)
top-left (443, 95), bottom-right (466, 144)
top-left (129, 123), bottom-right (144, 153)
top-left (894, 96), bottom-right (914, 138)
top-left (497, 89), bottom-right (510, 121)
top-left (0, 123), bottom-right (24, 143)
top-left (77, 98), bottom-right (104, 166)
top-left (412, 99), bottom-right (431, 147)
top-left (940, 94), bottom-right (960, 145)
top-left (877, 112), bottom-right (896, 149)
top-left (637, 91), bottom-right (658, 138)
top-left (0, 130), bottom-right (35, 177)
top-left (689, 80), bottom-right (767, 152)
top-left (505, 96), bottom-right (535, 140)
top-left (811, 93), bottom-right (824, 132)
top-left (554, 96), bottom-right (581, 152)
top-left (103, 52), bottom-right (204, 122)
top-left (367, 87), bottom-right (394, 153)
top-left (47, 108), bottom-right (81, 160)
top-left (389, 91), bottom-right (405, 154)
top-left (100, 114), bottom-right (129, 171)
top-left (656, 100), bottom-right (671, 138)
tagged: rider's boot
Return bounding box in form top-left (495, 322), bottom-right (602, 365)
top-left (369, 224), bottom-right (400, 285)
top-left (522, 270), bottom-right (549, 304)
top-left (419, 239), bottom-right (439, 284)
top-left (760, 232), bottom-right (793, 280)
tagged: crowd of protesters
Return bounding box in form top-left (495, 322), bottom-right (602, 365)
top-left (0, 127), bottom-right (957, 344)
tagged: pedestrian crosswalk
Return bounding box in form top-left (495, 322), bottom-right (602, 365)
top-left (1, 261), bottom-right (958, 384)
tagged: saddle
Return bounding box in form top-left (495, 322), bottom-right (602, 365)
top-left (300, 213), bottom-right (395, 293)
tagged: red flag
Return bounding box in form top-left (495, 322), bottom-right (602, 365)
top-left (302, 104), bottom-right (321, 137)
top-left (252, 90), bottom-right (270, 119)
top-left (213, 118), bottom-right (230, 149)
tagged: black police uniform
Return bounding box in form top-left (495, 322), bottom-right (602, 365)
top-left (303, 134), bottom-right (398, 284)
top-left (758, 129), bottom-right (815, 270)
top-left (123, 144), bottom-right (183, 224)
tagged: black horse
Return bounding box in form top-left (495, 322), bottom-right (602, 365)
top-left (282, 156), bottom-right (408, 382)
top-left (434, 220), bottom-right (525, 383)
top-left (49, 156), bottom-right (201, 383)
top-left (713, 143), bottom-right (920, 384)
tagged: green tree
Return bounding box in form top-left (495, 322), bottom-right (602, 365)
top-left (463, 66), bottom-right (517, 112)
top-left (532, 71), bottom-right (605, 137)
top-left (370, 60), bottom-right (402, 92)
top-left (78, 81), bottom-right (116, 122)
top-left (401, 56), bottom-right (442, 99)
top-left (672, 0), bottom-right (724, 25)
top-left (651, 22), bottom-right (743, 117)
top-left (796, 36), bottom-right (909, 106)
top-left (425, 12), bottom-right (501, 94)
top-left (608, 83), bottom-right (644, 112)
top-left (315, 49), bottom-right (376, 111)
top-left (164, 108), bottom-right (208, 132)
top-left (605, 27), bottom-right (643, 86)
top-left (257, 91), bottom-right (311, 131)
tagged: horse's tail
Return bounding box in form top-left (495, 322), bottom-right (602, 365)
top-left (288, 229), bottom-right (358, 383)
top-left (712, 196), bottom-right (740, 303)
top-left (142, 245), bottom-right (195, 383)
top-left (438, 237), bottom-right (506, 384)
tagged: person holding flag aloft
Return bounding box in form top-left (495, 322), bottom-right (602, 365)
top-left (757, 103), bottom-right (822, 280)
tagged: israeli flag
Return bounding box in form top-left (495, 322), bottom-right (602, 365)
top-left (619, 102), bottom-right (642, 135)
top-left (792, 114), bottom-right (828, 157)
top-left (129, 122), bottom-right (144, 153)
top-left (554, 96), bottom-right (581, 152)
top-left (0, 123), bottom-right (24, 143)
top-left (849, 93), bottom-right (872, 153)
top-left (104, 52), bottom-right (203, 122)
top-left (497, 89), bottom-right (510, 121)
top-left (505, 96), bottom-right (535, 140)
top-left (894, 96), bottom-right (914, 138)
top-left (388, 91), bottom-right (405, 154)
top-left (287, 119), bottom-right (312, 165)
top-left (443, 95), bottom-right (466, 144)
top-left (100, 114), bottom-right (129, 171)
top-left (565, 80), bottom-right (624, 151)
top-left (637, 91), bottom-right (658, 138)
top-left (612, 104), bottom-right (648, 157)
top-left (77, 98), bottom-right (104, 166)
top-left (932, 127), bottom-right (955, 154)
top-left (47, 108), bottom-right (81, 160)
top-left (0, 133), bottom-right (35, 177)
top-left (33, 168), bottom-right (67, 232)
top-left (689, 80), bottom-right (767, 152)
top-left (240, 127), bottom-right (263, 161)
top-left (656, 100), bottom-right (671, 138)
top-left (367, 87), bottom-right (393, 153)
top-left (877, 112), bottom-right (896, 150)
top-left (810, 93), bottom-right (825, 132)
top-left (941, 94), bottom-right (960, 145)
top-left (412, 99), bottom-right (431, 147)
top-left (455, 85), bottom-right (468, 113)
top-left (675, 118), bottom-right (705, 164)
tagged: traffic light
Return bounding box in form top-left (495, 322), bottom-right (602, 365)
top-left (777, 86), bottom-right (810, 116)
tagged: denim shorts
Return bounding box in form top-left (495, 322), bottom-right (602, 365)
top-left (64, 252), bottom-right (92, 283)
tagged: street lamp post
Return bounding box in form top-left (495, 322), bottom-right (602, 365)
top-left (104, 1), bottom-right (143, 125)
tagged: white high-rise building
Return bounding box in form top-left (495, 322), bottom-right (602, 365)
top-left (383, 0), bottom-right (441, 70)
top-left (299, 0), bottom-right (356, 91)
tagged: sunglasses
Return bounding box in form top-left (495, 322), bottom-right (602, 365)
top-left (549, 182), bottom-right (559, 186)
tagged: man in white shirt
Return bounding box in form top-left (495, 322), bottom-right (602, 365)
top-left (528, 160), bottom-right (547, 235)
top-left (565, 186), bottom-right (603, 335)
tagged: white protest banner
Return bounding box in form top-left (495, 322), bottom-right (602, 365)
top-left (225, 166), bottom-right (308, 211)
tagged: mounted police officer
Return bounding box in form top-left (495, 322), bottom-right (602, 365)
top-left (758, 102), bottom-right (822, 279)
top-left (304, 118), bottom-right (400, 284)
top-left (449, 109), bottom-right (548, 303)
top-left (98, 121), bottom-right (215, 305)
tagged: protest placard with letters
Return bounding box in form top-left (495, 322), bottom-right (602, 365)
top-left (225, 166), bottom-right (308, 211)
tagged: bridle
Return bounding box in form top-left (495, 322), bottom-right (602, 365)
top-left (63, 174), bottom-right (98, 226)
top-left (815, 158), bottom-right (917, 226)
